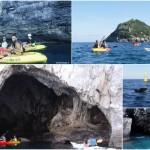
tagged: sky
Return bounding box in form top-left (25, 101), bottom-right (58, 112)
top-left (124, 65), bottom-right (150, 79)
top-left (72, 1), bottom-right (150, 42)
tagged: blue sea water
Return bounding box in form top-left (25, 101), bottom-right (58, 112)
top-left (72, 42), bottom-right (150, 64)
top-left (124, 135), bottom-right (150, 149)
top-left (123, 79), bottom-right (150, 107)
top-left (36, 43), bottom-right (71, 64)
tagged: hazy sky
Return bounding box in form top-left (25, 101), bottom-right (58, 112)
top-left (72, 1), bottom-right (150, 42)
top-left (124, 65), bottom-right (150, 79)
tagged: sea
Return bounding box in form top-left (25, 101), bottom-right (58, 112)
top-left (123, 79), bottom-right (150, 107)
top-left (72, 42), bottom-right (150, 64)
top-left (124, 135), bottom-right (150, 149)
top-left (35, 43), bottom-right (71, 64)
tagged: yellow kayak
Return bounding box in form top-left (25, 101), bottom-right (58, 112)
top-left (0, 52), bottom-right (47, 64)
top-left (92, 47), bottom-right (111, 52)
top-left (25, 45), bottom-right (46, 51)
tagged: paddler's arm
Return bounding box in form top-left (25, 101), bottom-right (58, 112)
top-left (13, 42), bottom-right (22, 53)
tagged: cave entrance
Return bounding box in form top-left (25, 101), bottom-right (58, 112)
top-left (0, 67), bottom-right (111, 145)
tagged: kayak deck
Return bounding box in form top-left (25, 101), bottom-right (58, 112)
top-left (0, 52), bottom-right (47, 64)
top-left (0, 141), bottom-right (21, 145)
top-left (92, 47), bottom-right (111, 52)
top-left (25, 45), bottom-right (46, 51)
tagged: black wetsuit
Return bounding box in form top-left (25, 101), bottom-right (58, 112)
top-left (93, 43), bottom-right (99, 48)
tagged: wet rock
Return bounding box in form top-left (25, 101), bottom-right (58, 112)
top-left (0, 1), bottom-right (71, 42)
top-left (123, 118), bottom-right (132, 140)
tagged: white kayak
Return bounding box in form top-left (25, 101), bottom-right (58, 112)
top-left (71, 142), bottom-right (109, 150)
top-left (144, 48), bottom-right (150, 51)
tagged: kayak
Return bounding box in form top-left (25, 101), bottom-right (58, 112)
top-left (25, 45), bottom-right (46, 51)
top-left (0, 52), bottom-right (47, 64)
top-left (71, 142), bottom-right (101, 150)
top-left (92, 47), bottom-right (111, 52)
top-left (144, 48), bottom-right (150, 51)
top-left (0, 45), bottom-right (46, 54)
top-left (0, 141), bottom-right (21, 145)
top-left (0, 48), bottom-right (9, 54)
top-left (133, 43), bottom-right (139, 46)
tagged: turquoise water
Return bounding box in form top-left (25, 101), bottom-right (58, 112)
top-left (124, 136), bottom-right (150, 149)
top-left (72, 42), bottom-right (150, 64)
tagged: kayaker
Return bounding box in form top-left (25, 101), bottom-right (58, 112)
top-left (10, 136), bottom-right (17, 142)
top-left (87, 135), bottom-right (97, 147)
top-left (1, 37), bottom-right (8, 49)
top-left (9, 36), bottom-right (24, 54)
top-left (27, 34), bottom-right (36, 46)
top-left (0, 135), bottom-right (6, 141)
top-left (93, 40), bottom-right (100, 48)
top-left (101, 40), bottom-right (108, 48)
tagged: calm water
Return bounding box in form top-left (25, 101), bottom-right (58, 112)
top-left (124, 135), bottom-right (150, 149)
top-left (123, 79), bottom-right (150, 107)
top-left (0, 142), bottom-right (72, 149)
top-left (38, 43), bottom-right (71, 64)
top-left (72, 42), bottom-right (150, 64)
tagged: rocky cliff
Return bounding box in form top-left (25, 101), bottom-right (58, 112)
top-left (106, 19), bottom-right (150, 42)
top-left (0, 1), bottom-right (71, 42)
top-left (125, 108), bottom-right (150, 134)
top-left (0, 65), bottom-right (122, 148)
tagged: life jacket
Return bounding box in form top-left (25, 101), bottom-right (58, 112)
top-left (12, 40), bottom-right (25, 52)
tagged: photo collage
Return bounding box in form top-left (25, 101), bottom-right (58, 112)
top-left (0, 0), bottom-right (149, 149)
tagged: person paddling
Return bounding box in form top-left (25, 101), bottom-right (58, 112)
top-left (10, 136), bottom-right (17, 142)
top-left (0, 135), bottom-right (6, 141)
top-left (9, 35), bottom-right (24, 55)
top-left (1, 37), bottom-right (8, 49)
top-left (93, 40), bottom-right (100, 48)
top-left (24, 34), bottom-right (36, 47)
top-left (101, 40), bottom-right (108, 48)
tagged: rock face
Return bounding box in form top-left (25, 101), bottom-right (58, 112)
top-left (123, 118), bottom-right (132, 140)
top-left (0, 1), bottom-right (71, 42)
top-left (106, 19), bottom-right (150, 42)
top-left (0, 65), bottom-right (122, 148)
top-left (126, 108), bottom-right (150, 134)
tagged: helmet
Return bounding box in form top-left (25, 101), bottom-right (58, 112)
top-left (28, 34), bottom-right (32, 37)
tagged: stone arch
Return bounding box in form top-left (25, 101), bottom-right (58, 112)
top-left (0, 65), bottom-right (119, 147)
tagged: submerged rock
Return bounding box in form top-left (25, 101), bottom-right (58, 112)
top-left (0, 1), bottom-right (71, 42)
top-left (0, 65), bottom-right (122, 148)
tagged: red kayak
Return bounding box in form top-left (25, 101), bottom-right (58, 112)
top-left (133, 42), bottom-right (139, 46)
top-left (0, 48), bottom-right (9, 54)
top-left (0, 141), bottom-right (20, 145)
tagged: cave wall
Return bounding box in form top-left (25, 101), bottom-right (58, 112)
top-left (126, 108), bottom-right (150, 134)
top-left (0, 1), bottom-right (71, 42)
top-left (0, 65), bottom-right (122, 148)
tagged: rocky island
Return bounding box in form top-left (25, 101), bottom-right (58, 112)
top-left (106, 19), bottom-right (150, 42)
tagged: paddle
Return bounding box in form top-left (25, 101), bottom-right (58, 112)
top-left (0, 130), bottom-right (8, 137)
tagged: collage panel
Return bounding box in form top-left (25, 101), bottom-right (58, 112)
top-left (123, 108), bottom-right (150, 149)
top-left (72, 1), bottom-right (150, 64)
top-left (124, 65), bottom-right (150, 107)
top-left (0, 64), bottom-right (122, 149)
top-left (0, 1), bottom-right (71, 64)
